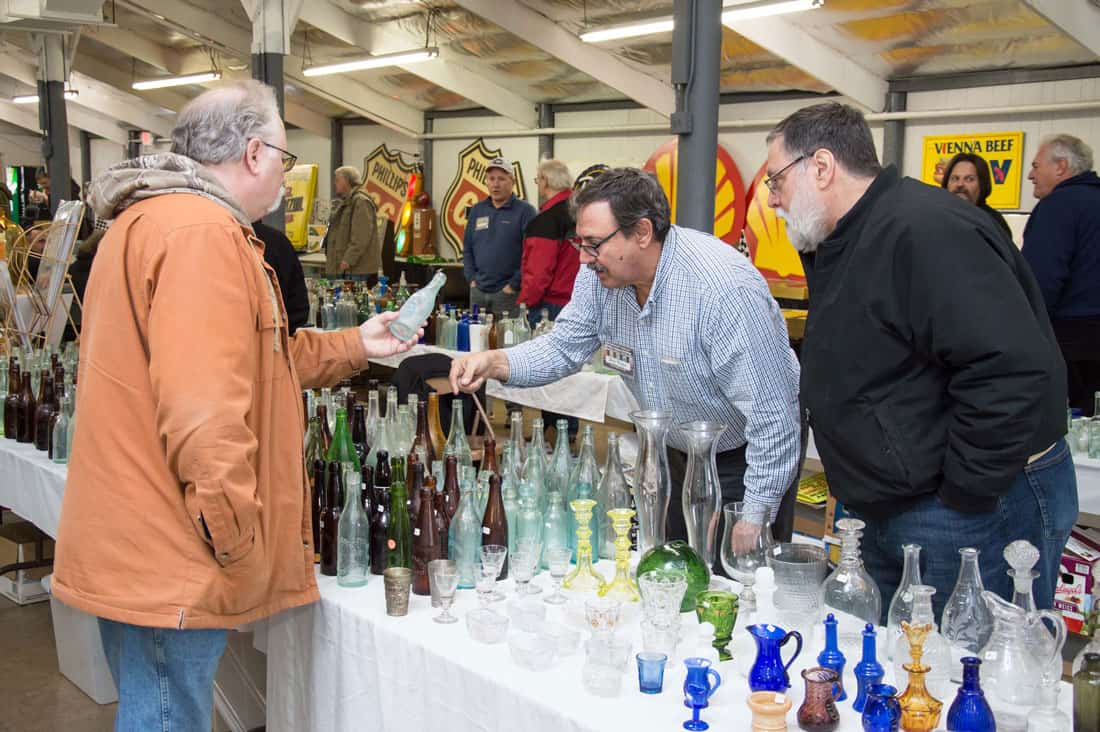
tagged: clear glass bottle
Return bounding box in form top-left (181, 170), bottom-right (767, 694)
top-left (941, 547), bottom-right (994, 677)
top-left (389, 270), bottom-right (445, 341)
top-left (508, 410), bottom-right (526, 466)
top-left (892, 585), bottom-right (951, 701)
top-left (821, 517), bottom-right (882, 659)
top-left (337, 469), bottom-right (370, 587)
top-left (887, 543), bottom-right (922, 661)
top-left (541, 490), bottom-right (569, 569)
top-left (444, 398), bottom-right (473, 468)
top-left (448, 469), bottom-right (481, 589)
top-left (515, 480), bottom-right (544, 562)
top-left (396, 404), bottom-right (412, 456)
top-left (567, 425), bottom-right (601, 560)
top-left (597, 432), bottom-right (631, 560)
top-left (545, 419), bottom-right (572, 508)
top-left (524, 417), bottom-right (547, 477)
top-left (50, 392), bottom-right (72, 464)
top-left (514, 304), bottom-right (531, 343)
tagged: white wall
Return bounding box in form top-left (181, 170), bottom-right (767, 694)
top-left (903, 77), bottom-right (1100, 213)
top-left (89, 138), bottom-right (125, 182)
top-left (287, 128), bottom-right (333, 201)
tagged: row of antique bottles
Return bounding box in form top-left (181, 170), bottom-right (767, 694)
top-left (1, 353), bottom-right (77, 462)
top-left (309, 271), bottom-right (413, 330)
top-left (433, 304), bottom-right (497, 353)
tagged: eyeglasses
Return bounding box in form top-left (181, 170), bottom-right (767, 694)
top-left (764, 154), bottom-right (806, 193)
top-left (568, 226), bottom-right (621, 258)
top-left (261, 141), bottom-right (297, 172)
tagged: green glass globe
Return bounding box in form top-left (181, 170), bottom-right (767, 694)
top-left (636, 540), bottom-right (711, 612)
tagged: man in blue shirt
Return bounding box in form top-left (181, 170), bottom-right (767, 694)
top-left (462, 157), bottom-right (536, 316)
top-left (449, 168), bottom-right (802, 558)
top-left (1023, 134), bottom-right (1100, 415)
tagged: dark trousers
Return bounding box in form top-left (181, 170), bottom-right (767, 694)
top-left (1054, 317), bottom-right (1100, 416)
top-left (528, 302), bottom-right (577, 438)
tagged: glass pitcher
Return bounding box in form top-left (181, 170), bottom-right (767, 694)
top-left (978, 590), bottom-right (1066, 707)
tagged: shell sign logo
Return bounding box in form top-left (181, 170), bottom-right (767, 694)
top-left (642, 139), bottom-right (747, 247)
top-left (744, 162), bottom-right (805, 284)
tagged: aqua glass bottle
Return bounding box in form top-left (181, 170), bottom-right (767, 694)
top-left (337, 469), bottom-right (370, 587)
top-left (524, 417), bottom-right (547, 511)
top-left (50, 392), bottom-right (72, 464)
top-left (503, 478), bottom-right (521, 560)
top-left (567, 425), bottom-right (601, 559)
top-left (444, 398), bottom-right (473, 468)
top-left (541, 490), bottom-right (569, 570)
top-left (545, 419), bottom-right (573, 505)
top-left (449, 472), bottom-right (481, 589)
top-left (516, 480), bottom-right (544, 569)
top-left (596, 432), bottom-right (631, 560)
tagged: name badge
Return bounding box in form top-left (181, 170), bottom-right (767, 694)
top-left (603, 343), bottom-right (635, 376)
top-left (475, 216), bottom-right (490, 231)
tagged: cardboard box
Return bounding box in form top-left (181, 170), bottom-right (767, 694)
top-left (1057, 526), bottom-right (1100, 635)
top-left (0, 521), bottom-right (54, 605)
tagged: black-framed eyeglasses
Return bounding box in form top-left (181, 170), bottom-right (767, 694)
top-left (764, 154), bottom-right (806, 193)
top-left (568, 226), bottom-right (621, 258)
top-left (261, 141), bottom-right (297, 172)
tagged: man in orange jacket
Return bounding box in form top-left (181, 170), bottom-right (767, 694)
top-left (52, 80), bottom-right (418, 730)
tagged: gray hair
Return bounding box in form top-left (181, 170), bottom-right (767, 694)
top-left (767, 102), bottom-right (882, 178)
top-left (170, 80), bottom-right (281, 165)
top-left (335, 166), bottom-right (362, 187)
top-left (538, 159), bottom-right (572, 191)
top-left (1041, 134), bottom-right (1093, 175)
top-left (571, 167), bottom-right (671, 242)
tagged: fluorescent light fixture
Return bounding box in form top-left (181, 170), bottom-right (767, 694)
top-left (580, 18), bottom-right (674, 43)
top-left (12, 90), bottom-right (78, 104)
top-left (302, 47), bottom-right (440, 77)
top-left (722, 0), bottom-right (823, 24)
top-left (579, 0), bottom-right (822, 43)
top-left (132, 71), bottom-right (222, 90)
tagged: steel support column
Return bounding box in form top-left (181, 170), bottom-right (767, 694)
top-left (422, 117), bottom-right (433, 203)
top-left (252, 52), bottom-right (285, 230)
top-left (36, 35), bottom-right (70, 215)
top-left (671, 0), bottom-right (722, 234)
top-left (537, 103), bottom-right (553, 160)
top-left (881, 91), bottom-right (906, 171)
top-left (330, 117), bottom-right (343, 192)
top-left (79, 129), bottom-right (91, 190)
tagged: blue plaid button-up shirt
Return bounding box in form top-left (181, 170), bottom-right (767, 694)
top-left (505, 224), bottom-right (801, 523)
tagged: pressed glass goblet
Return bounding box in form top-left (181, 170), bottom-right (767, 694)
top-left (475, 563), bottom-right (497, 608)
top-left (544, 546), bottom-right (572, 605)
top-left (480, 544), bottom-right (508, 602)
top-left (429, 560), bottom-right (460, 624)
top-left (511, 542), bottom-right (541, 597)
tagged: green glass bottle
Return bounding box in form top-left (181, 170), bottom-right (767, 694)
top-left (386, 479), bottom-right (413, 569)
top-left (1075, 652), bottom-right (1100, 732)
top-left (326, 407), bottom-right (361, 472)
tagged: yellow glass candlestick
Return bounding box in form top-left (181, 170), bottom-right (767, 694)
top-left (898, 621), bottom-right (943, 732)
top-left (563, 499), bottom-right (606, 593)
top-left (598, 508), bottom-right (640, 602)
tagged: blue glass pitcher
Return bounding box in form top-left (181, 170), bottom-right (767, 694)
top-left (748, 623), bottom-right (803, 692)
top-left (682, 657), bottom-right (721, 731)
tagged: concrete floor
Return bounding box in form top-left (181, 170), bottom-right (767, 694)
top-left (0, 594), bottom-right (116, 732)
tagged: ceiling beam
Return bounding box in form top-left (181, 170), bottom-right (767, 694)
top-left (73, 54), bottom-right (191, 112)
top-left (0, 45), bottom-right (171, 137)
top-left (1022, 0), bottom-right (1100, 57)
top-left (83, 25), bottom-right (182, 74)
top-left (725, 16), bottom-right (888, 112)
top-left (452, 0), bottom-right (674, 118)
top-left (116, 0), bottom-right (422, 136)
top-left (298, 2), bottom-right (538, 127)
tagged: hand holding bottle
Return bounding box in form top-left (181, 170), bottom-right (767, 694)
top-left (449, 351), bottom-right (510, 394)
top-left (358, 311), bottom-right (421, 357)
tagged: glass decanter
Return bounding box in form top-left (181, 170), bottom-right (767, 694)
top-left (941, 547), bottom-right (994, 680)
top-left (897, 621), bottom-right (944, 732)
top-left (945, 657), bottom-right (994, 732)
top-left (821, 518), bottom-right (882, 658)
top-left (562, 498), bottom-right (605, 593)
top-left (597, 432), bottom-right (631, 560)
top-left (1005, 540), bottom-right (1060, 680)
top-left (598, 507), bottom-right (640, 603)
top-left (886, 543), bottom-right (922, 661)
top-left (979, 589), bottom-right (1066, 707)
top-left (891, 585), bottom-right (950, 701)
top-left (629, 410), bottom-right (672, 557)
top-left (444, 398), bottom-right (473, 468)
top-left (679, 421), bottom-right (725, 569)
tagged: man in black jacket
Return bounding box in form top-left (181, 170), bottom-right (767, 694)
top-left (253, 220), bottom-right (310, 334)
top-left (765, 102), bottom-right (1075, 619)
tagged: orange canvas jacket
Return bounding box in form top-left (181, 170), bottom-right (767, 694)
top-left (52, 177), bottom-right (366, 629)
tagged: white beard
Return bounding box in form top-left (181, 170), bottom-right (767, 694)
top-left (266, 188), bottom-right (284, 215)
top-left (776, 177), bottom-right (830, 253)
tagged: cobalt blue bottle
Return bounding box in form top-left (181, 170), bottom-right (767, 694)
top-left (817, 613), bottom-right (848, 701)
top-left (852, 623), bottom-right (885, 713)
top-left (945, 657), bottom-right (995, 732)
top-left (456, 313), bottom-right (470, 352)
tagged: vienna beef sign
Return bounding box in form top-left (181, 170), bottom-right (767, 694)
top-left (362, 144), bottom-right (418, 223)
top-left (440, 138), bottom-right (527, 255)
top-left (920, 131), bottom-right (1025, 209)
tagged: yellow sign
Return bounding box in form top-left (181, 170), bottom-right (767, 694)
top-left (920, 131), bottom-right (1024, 210)
top-left (283, 163), bottom-right (317, 250)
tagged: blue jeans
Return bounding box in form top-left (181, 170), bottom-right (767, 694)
top-left (98, 618), bottom-right (227, 732)
top-left (850, 439), bottom-right (1077, 625)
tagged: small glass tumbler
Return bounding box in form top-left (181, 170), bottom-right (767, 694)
top-left (429, 559), bottom-right (459, 624)
top-left (383, 567), bottom-right (412, 617)
top-left (637, 652), bottom-right (668, 694)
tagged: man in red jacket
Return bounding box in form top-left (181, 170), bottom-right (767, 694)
top-left (518, 159), bottom-right (579, 326)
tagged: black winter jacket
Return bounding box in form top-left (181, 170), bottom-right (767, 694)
top-left (801, 166), bottom-right (1066, 519)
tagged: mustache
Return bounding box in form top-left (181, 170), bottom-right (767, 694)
top-left (586, 262), bottom-right (607, 274)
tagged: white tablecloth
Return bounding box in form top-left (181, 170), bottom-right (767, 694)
top-left (368, 344), bottom-right (640, 424)
top-left (0, 438), bottom-right (66, 538)
top-left (263, 567), bottom-right (1070, 732)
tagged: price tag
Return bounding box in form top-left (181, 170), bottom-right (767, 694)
top-left (377, 505), bottom-right (385, 513)
top-left (482, 526), bottom-right (491, 535)
top-left (413, 528), bottom-right (421, 536)
top-left (387, 539), bottom-right (396, 550)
